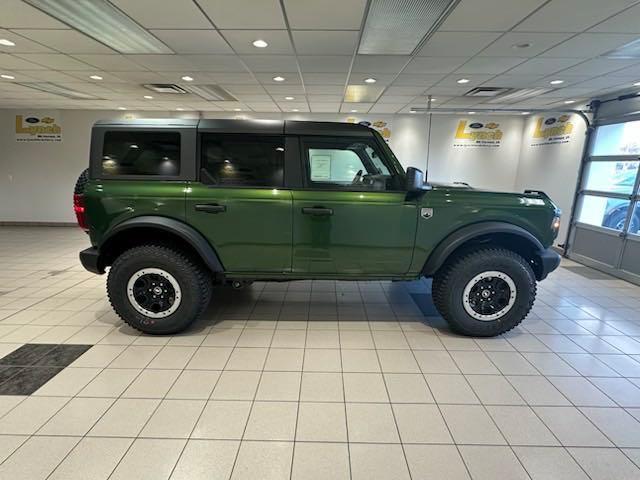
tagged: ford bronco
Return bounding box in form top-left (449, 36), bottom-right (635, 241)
top-left (75, 119), bottom-right (561, 336)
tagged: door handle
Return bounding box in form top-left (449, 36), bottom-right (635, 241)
top-left (195, 203), bottom-right (226, 214)
top-left (302, 207), bottom-right (333, 216)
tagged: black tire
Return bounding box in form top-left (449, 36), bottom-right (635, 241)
top-left (107, 245), bottom-right (212, 334)
top-left (74, 168), bottom-right (89, 195)
top-left (432, 248), bottom-right (536, 337)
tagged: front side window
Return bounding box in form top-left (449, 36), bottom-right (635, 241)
top-left (102, 131), bottom-right (180, 176)
top-left (304, 138), bottom-right (399, 191)
top-left (201, 134), bottom-right (284, 187)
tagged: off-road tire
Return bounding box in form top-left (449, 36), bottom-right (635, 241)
top-left (432, 248), bottom-right (536, 337)
top-left (107, 245), bottom-right (212, 334)
top-left (74, 168), bottom-right (89, 195)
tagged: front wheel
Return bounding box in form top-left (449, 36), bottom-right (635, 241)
top-left (107, 245), bottom-right (212, 334)
top-left (432, 248), bottom-right (536, 337)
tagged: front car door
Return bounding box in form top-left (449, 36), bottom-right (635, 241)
top-left (186, 133), bottom-right (293, 273)
top-left (292, 133), bottom-right (418, 276)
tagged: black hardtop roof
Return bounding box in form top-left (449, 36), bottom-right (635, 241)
top-left (93, 118), bottom-right (375, 137)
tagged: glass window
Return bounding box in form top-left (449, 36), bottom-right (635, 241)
top-left (201, 135), bottom-right (284, 187)
top-left (102, 131), bottom-right (180, 176)
top-left (577, 195), bottom-right (631, 231)
top-left (304, 138), bottom-right (398, 190)
top-left (591, 120), bottom-right (640, 156)
top-left (629, 203), bottom-right (640, 236)
top-left (583, 160), bottom-right (639, 195)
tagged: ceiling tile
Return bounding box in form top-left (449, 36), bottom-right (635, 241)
top-left (242, 55), bottom-right (299, 72)
top-left (125, 54), bottom-right (195, 71)
top-left (484, 74), bottom-right (545, 88)
top-left (103, 71), bottom-right (167, 83)
top-left (507, 57), bottom-right (584, 75)
top-left (306, 85), bottom-right (345, 94)
top-left (254, 72), bottom-right (302, 84)
top-left (0, 29), bottom-right (55, 53)
top-left (302, 73), bottom-right (348, 85)
top-left (456, 56), bottom-right (527, 74)
top-left (479, 33), bottom-right (572, 57)
top-left (351, 55), bottom-right (410, 74)
top-left (292, 31), bottom-right (359, 55)
top-left (376, 94), bottom-right (415, 104)
top-left (209, 73), bottom-right (258, 84)
top-left (264, 84), bottom-right (306, 95)
top-left (392, 73), bottom-right (445, 87)
top-left (541, 33), bottom-right (640, 58)
top-left (340, 102), bottom-right (373, 112)
top-left (298, 55), bottom-right (352, 73)
top-left (110, 0), bottom-right (212, 28)
top-left (15, 53), bottom-right (92, 70)
top-left (150, 30), bottom-right (232, 54)
top-left (0, 53), bottom-right (47, 70)
top-left (307, 94), bottom-right (343, 102)
top-left (182, 55), bottom-right (248, 72)
top-left (557, 58), bottom-right (639, 76)
top-left (221, 84), bottom-right (268, 94)
top-left (347, 73), bottom-right (397, 85)
top-left (235, 94), bottom-right (274, 102)
top-left (0, 0), bottom-right (70, 28)
top-left (418, 32), bottom-right (502, 57)
top-left (369, 104), bottom-right (404, 113)
top-left (222, 30), bottom-right (293, 54)
top-left (71, 54), bottom-right (147, 71)
top-left (248, 101), bottom-right (286, 112)
top-left (515, 0), bottom-right (637, 33)
top-left (383, 86), bottom-right (425, 96)
top-left (439, 0), bottom-right (546, 32)
top-left (436, 74), bottom-right (495, 87)
top-left (309, 102), bottom-right (341, 112)
top-left (198, 0), bottom-right (285, 29)
top-left (404, 57), bottom-right (469, 74)
top-left (285, 0), bottom-right (367, 29)
top-left (590, 4), bottom-right (640, 33)
top-left (12, 29), bottom-right (116, 54)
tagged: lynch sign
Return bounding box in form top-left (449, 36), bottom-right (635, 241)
top-left (15, 114), bottom-right (62, 142)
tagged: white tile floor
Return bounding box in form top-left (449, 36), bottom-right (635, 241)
top-left (1, 226), bottom-right (640, 479)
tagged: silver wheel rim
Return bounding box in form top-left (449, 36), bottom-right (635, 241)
top-left (462, 270), bottom-right (517, 321)
top-left (127, 268), bottom-right (182, 318)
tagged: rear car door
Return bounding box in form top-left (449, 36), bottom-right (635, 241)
top-left (292, 135), bottom-right (418, 276)
top-left (185, 133), bottom-right (293, 273)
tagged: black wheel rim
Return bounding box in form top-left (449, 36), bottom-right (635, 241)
top-left (132, 273), bottom-right (176, 314)
top-left (468, 276), bottom-right (512, 316)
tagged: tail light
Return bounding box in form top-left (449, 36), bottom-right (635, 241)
top-left (73, 194), bottom-right (88, 232)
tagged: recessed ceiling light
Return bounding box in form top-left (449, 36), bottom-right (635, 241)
top-left (181, 75), bottom-right (194, 82)
top-left (521, 111), bottom-right (531, 115)
top-left (364, 77), bottom-right (376, 84)
top-left (89, 75), bottom-right (103, 80)
top-left (292, 109), bottom-right (299, 112)
top-left (550, 80), bottom-right (564, 85)
top-left (1, 74), bottom-right (15, 80)
top-left (252, 39), bottom-right (268, 48)
top-left (457, 78), bottom-right (470, 84)
top-left (273, 76), bottom-right (285, 82)
top-left (409, 110), bottom-right (417, 114)
top-left (512, 42), bottom-right (532, 49)
top-left (0, 39), bottom-right (16, 47)
top-left (23, 0), bottom-right (171, 54)
top-left (176, 107), bottom-right (184, 111)
top-left (350, 109), bottom-right (358, 113)
top-left (143, 95), bottom-right (153, 99)
top-left (117, 107), bottom-right (126, 110)
top-left (564, 100), bottom-right (575, 104)
top-left (468, 111), bottom-right (476, 115)
top-left (285, 96), bottom-right (295, 100)
top-left (234, 108), bottom-right (242, 111)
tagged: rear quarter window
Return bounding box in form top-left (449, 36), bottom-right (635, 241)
top-left (102, 131), bottom-right (181, 176)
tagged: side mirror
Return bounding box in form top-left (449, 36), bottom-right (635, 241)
top-left (406, 167), bottom-right (424, 192)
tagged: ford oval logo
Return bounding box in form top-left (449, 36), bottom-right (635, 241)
top-left (25, 117), bottom-right (40, 124)
top-left (469, 122), bottom-right (483, 129)
top-left (544, 117), bottom-right (556, 125)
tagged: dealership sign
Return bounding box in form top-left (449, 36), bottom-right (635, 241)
top-left (530, 115), bottom-right (573, 146)
top-left (15, 113), bottom-right (62, 142)
top-left (453, 120), bottom-right (503, 148)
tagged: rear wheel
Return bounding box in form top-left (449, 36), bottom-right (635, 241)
top-left (432, 248), bottom-right (536, 337)
top-left (107, 245), bottom-right (212, 334)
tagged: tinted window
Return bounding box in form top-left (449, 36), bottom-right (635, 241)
top-left (304, 138), bottom-right (398, 191)
top-left (201, 135), bottom-right (284, 187)
top-left (102, 131), bottom-right (180, 176)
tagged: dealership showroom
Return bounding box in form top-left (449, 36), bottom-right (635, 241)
top-left (4, 0), bottom-right (640, 479)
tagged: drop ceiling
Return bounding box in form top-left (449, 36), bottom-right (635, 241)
top-left (0, 0), bottom-right (639, 113)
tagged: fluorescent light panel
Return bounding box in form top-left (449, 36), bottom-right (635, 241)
top-left (605, 38), bottom-right (640, 59)
top-left (24, 0), bottom-right (172, 54)
top-left (18, 82), bottom-right (100, 99)
top-left (359, 0), bottom-right (457, 55)
top-left (344, 85), bottom-right (384, 102)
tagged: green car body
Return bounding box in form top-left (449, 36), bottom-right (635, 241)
top-left (76, 118), bottom-right (561, 336)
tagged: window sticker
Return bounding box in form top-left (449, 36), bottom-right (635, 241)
top-left (310, 154), bottom-right (331, 181)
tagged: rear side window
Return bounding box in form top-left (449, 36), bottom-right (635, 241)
top-left (102, 131), bottom-right (181, 176)
top-left (201, 134), bottom-right (284, 187)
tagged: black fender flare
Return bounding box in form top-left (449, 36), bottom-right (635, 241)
top-left (421, 221), bottom-right (544, 277)
top-left (100, 216), bottom-right (224, 272)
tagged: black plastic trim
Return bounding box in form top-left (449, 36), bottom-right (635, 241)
top-left (79, 247), bottom-right (102, 274)
top-left (422, 221), bottom-right (546, 277)
top-left (538, 248), bottom-right (561, 280)
top-left (100, 216), bottom-right (224, 272)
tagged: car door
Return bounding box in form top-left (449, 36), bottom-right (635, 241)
top-left (292, 135), bottom-right (418, 276)
top-left (185, 133), bottom-right (293, 273)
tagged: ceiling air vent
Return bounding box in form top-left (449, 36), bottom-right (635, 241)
top-left (144, 84), bottom-right (188, 94)
top-left (464, 87), bottom-right (511, 97)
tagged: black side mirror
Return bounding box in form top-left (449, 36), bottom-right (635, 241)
top-left (406, 167), bottom-right (424, 192)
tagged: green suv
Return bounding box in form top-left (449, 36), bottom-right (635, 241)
top-left (75, 119), bottom-right (561, 337)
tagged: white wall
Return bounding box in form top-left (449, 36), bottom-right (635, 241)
top-left (0, 109), bottom-right (586, 233)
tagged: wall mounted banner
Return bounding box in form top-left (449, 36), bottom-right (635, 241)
top-left (346, 117), bottom-right (392, 142)
top-left (15, 113), bottom-right (62, 142)
top-left (530, 115), bottom-right (573, 147)
top-left (453, 120), bottom-right (503, 148)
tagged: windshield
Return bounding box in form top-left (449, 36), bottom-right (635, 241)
top-left (372, 130), bottom-right (405, 177)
